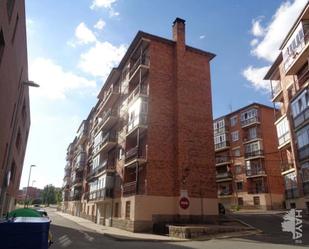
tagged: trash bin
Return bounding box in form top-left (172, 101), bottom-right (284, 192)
top-left (0, 216), bottom-right (51, 249)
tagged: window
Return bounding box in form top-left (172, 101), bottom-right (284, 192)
top-left (253, 196), bottom-right (260, 206)
top-left (231, 131), bottom-right (239, 142)
top-left (125, 201), bottom-right (131, 219)
top-left (235, 165), bottom-right (242, 174)
top-left (0, 29), bottom-right (5, 64)
top-left (233, 148), bottom-right (240, 157)
top-left (245, 141), bottom-right (261, 153)
top-left (10, 162), bottom-right (15, 183)
top-left (114, 203), bottom-right (119, 217)
top-left (301, 162), bottom-right (309, 183)
top-left (248, 127), bottom-right (257, 140)
top-left (291, 89), bottom-right (309, 117)
top-left (21, 100), bottom-right (26, 124)
top-left (118, 148), bottom-right (124, 160)
top-left (214, 119), bottom-right (225, 131)
top-left (11, 14), bottom-right (19, 43)
top-left (276, 117), bottom-right (290, 144)
top-left (284, 172), bottom-right (298, 190)
top-left (241, 108), bottom-right (258, 121)
top-left (15, 130), bottom-right (21, 152)
top-left (296, 125), bottom-right (309, 149)
top-left (230, 116), bottom-right (237, 126)
top-left (236, 182), bottom-right (243, 191)
top-left (6, 0), bottom-right (15, 21)
top-left (214, 134), bottom-right (226, 144)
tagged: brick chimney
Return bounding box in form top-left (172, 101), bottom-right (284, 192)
top-left (172, 17), bottom-right (185, 45)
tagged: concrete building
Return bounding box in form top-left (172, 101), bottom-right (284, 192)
top-left (265, 3), bottom-right (309, 211)
top-left (214, 103), bottom-right (285, 210)
top-left (62, 18), bottom-right (218, 232)
top-left (0, 0), bottom-right (31, 215)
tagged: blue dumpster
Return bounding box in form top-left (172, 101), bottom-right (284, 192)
top-left (0, 217), bottom-right (50, 249)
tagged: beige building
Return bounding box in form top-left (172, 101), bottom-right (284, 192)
top-left (264, 3), bottom-right (309, 211)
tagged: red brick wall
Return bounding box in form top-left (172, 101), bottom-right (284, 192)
top-left (0, 0), bottom-right (30, 207)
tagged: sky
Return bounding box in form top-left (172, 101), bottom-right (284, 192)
top-left (21, 0), bottom-right (308, 189)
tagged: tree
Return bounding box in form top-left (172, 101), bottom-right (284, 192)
top-left (42, 185), bottom-right (57, 206)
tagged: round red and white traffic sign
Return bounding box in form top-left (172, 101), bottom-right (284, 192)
top-left (179, 197), bottom-right (190, 209)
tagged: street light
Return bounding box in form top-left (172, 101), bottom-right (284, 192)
top-left (24, 165), bottom-right (36, 207)
top-left (31, 180), bottom-right (36, 187)
top-left (0, 80), bottom-right (39, 215)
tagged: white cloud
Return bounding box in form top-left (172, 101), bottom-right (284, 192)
top-left (90, 0), bottom-right (120, 17)
top-left (29, 58), bottom-right (96, 99)
top-left (242, 66), bottom-right (271, 92)
top-left (90, 0), bottom-right (116, 9)
top-left (199, 35), bottom-right (206, 39)
top-left (75, 22), bottom-right (97, 45)
top-left (251, 0), bottom-right (307, 62)
top-left (78, 41), bottom-right (127, 79)
top-left (250, 38), bottom-right (259, 47)
top-left (94, 19), bottom-right (106, 30)
top-left (251, 18), bottom-right (265, 37)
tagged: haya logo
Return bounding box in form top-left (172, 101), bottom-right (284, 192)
top-left (281, 209), bottom-right (303, 243)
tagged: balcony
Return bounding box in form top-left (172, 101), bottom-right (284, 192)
top-left (243, 130), bottom-right (262, 143)
top-left (127, 114), bottom-right (148, 135)
top-left (93, 132), bottom-right (117, 155)
top-left (87, 160), bottom-right (111, 181)
top-left (218, 189), bottom-right (233, 197)
top-left (298, 144), bottom-right (309, 162)
top-left (216, 172), bottom-right (233, 182)
top-left (271, 81), bottom-right (283, 102)
top-left (241, 116), bottom-right (260, 127)
top-left (97, 85), bottom-right (120, 115)
top-left (278, 131), bottom-right (291, 148)
top-left (285, 188), bottom-right (299, 199)
top-left (284, 28), bottom-right (309, 75)
top-left (214, 141), bottom-right (230, 151)
top-left (96, 109), bottom-right (118, 133)
top-left (246, 166), bottom-right (266, 178)
top-left (76, 123), bottom-right (88, 145)
top-left (124, 146), bottom-right (147, 166)
top-left (129, 54), bottom-right (150, 80)
top-left (88, 188), bottom-right (113, 201)
top-left (293, 105), bottom-right (309, 129)
top-left (214, 126), bottom-right (228, 136)
top-left (248, 185), bottom-right (268, 194)
top-left (215, 156), bottom-right (231, 166)
top-left (281, 163), bottom-right (294, 173)
top-left (69, 193), bottom-right (82, 201)
top-left (72, 177), bottom-right (83, 186)
top-left (245, 150), bottom-right (264, 159)
top-left (75, 152), bottom-right (86, 170)
top-left (127, 83), bottom-right (148, 106)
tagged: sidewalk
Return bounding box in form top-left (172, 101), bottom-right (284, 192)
top-left (56, 211), bottom-right (186, 242)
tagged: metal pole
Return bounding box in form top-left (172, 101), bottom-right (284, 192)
top-left (24, 165), bottom-right (35, 207)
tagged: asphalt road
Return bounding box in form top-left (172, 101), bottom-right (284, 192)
top-left (47, 208), bottom-right (307, 249)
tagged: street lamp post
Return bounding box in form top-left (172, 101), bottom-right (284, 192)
top-left (0, 81), bottom-right (39, 215)
top-left (24, 165), bottom-right (36, 207)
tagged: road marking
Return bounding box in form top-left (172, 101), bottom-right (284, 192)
top-left (79, 230), bottom-right (95, 242)
top-left (58, 235), bottom-right (72, 247)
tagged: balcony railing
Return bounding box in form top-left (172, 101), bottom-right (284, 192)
top-left (87, 160), bottom-right (110, 180)
top-left (72, 177), bottom-right (83, 185)
top-left (215, 156), bottom-right (231, 165)
top-left (243, 131), bottom-right (262, 143)
top-left (272, 81), bottom-right (282, 99)
top-left (297, 65), bottom-right (309, 87)
top-left (88, 188), bottom-right (113, 201)
top-left (127, 114), bottom-right (148, 133)
top-left (123, 181), bottom-right (137, 196)
top-left (285, 188), bottom-right (299, 199)
top-left (241, 116), bottom-right (259, 127)
top-left (216, 172), bottom-right (232, 179)
top-left (214, 141), bottom-right (230, 151)
top-left (96, 108), bottom-right (118, 131)
top-left (245, 150), bottom-right (264, 159)
top-left (127, 83), bottom-right (148, 105)
top-left (246, 167), bottom-right (265, 177)
top-left (281, 163), bottom-right (294, 172)
top-left (283, 29), bottom-right (309, 72)
top-left (293, 105), bottom-right (309, 129)
top-left (298, 144), bottom-right (309, 161)
top-left (129, 54), bottom-right (150, 78)
top-left (248, 185), bottom-right (268, 194)
top-left (97, 85), bottom-right (120, 113)
top-left (303, 182), bottom-right (309, 196)
top-left (125, 146), bottom-right (146, 164)
top-left (218, 189), bottom-right (233, 196)
top-left (69, 193), bottom-right (82, 201)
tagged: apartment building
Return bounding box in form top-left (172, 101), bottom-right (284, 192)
top-left (0, 0), bottom-right (31, 215)
top-left (62, 18), bottom-right (218, 232)
top-left (214, 103), bottom-right (284, 210)
top-left (265, 3), bottom-right (309, 211)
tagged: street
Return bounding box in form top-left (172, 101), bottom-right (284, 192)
top-left (48, 208), bottom-right (308, 249)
